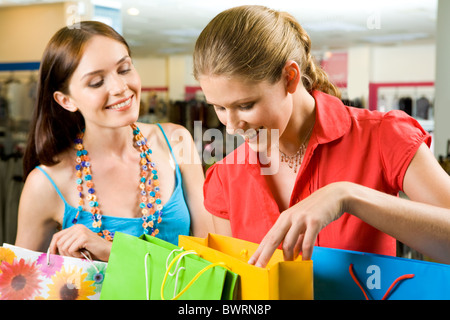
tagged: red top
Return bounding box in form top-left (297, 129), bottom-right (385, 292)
top-left (204, 90), bottom-right (431, 256)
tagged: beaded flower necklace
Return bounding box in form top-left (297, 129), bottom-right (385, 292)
top-left (73, 123), bottom-right (163, 241)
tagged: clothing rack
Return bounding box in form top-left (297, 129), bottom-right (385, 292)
top-left (0, 152), bottom-right (24, 245)
top-left (368, 82), bottom-right (434, 113)
top-left (0, 62), bottom-right (37, 245)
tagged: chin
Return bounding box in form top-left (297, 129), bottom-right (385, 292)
top-left (247, 141), bottom-right (271, 154)
top-left (115, 112), bottom-right (140, 128)
top-left (127, 103), bottom-right (141, 122)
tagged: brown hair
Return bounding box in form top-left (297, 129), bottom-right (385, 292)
top-left (23, 21), bottom-right (130, 178)
top-left (193, 5), bottom-right (340, 97)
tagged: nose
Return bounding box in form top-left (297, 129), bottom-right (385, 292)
top-left (109, 74), bottom-right (127, 95)
top-left (225, 110), bottom-right (244, 135)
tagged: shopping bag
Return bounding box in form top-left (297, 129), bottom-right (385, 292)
top-left (0, 243), bottom-right (107, 300)
top-left (311, 246), bottom-right (450, 300)
top-left (178, 233), bottom-right (313, 300)
top-left (100, 232), bottom-right (238, 300)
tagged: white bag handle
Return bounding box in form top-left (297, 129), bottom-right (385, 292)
top-left (144, 247), bottom-right (198, 300)
top-left (45, 248), bottom-right (99, 274)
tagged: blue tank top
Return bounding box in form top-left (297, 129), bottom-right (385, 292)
top-left (36, 124), bottom-right (191, 245)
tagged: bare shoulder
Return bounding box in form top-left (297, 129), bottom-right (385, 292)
top-left (159, 122), bottom-right (191, 140)
top-left (16, 164), bottom-right (68, 249)
top-left (20, 166), bottom-right (62, 221)
top-left (24, 166), bottom-right (56, 196)
top-left (136, 122), bottom-right (197, 166)
top-left (137, 122), bottom-right (193, 148)
top-left (137, 122), bottom-right (189, 136)
top-left (21, 156), bottom-right (72, 222)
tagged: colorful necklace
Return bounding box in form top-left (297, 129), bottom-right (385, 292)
top-left (73, 123), bottom-right (163, 241)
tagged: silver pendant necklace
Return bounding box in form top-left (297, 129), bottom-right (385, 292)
top-left (279, 124), bottom-right (314, 173)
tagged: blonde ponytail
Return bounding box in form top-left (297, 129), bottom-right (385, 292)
top-left (281, 11), bottom-right (341, 98)
top-left (193, 5), bottom-right (341, 98)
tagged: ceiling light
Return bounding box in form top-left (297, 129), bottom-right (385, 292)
top-left (127, 7), bottom-right (140, 16)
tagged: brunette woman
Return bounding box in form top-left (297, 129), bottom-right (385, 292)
top-left (16, 21), bottom-right (213, 261)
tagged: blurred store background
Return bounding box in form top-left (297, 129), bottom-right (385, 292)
top-left (1, 0), bottom-right (449, 260)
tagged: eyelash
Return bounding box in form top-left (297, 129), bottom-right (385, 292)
top-left (213, 103), bottom-right (254, 112)
top-left (88, 81), bottom-right (103, 88)
top-left (213, 105), bottom-right (224, 111)
top-left (240, 103), bottom-right (254, 110)
top-left (88, 68), bottom-right (132, 88)
top-left (119, 68), bottom-right (131, 75)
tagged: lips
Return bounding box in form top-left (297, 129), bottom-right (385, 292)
top-left (106, 95), bottom-right (133, 111)
top-left (243, 127), bottom-right (264, 142)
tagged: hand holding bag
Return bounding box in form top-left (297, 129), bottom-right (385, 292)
top-left (0, 243), bottom-right (107, 300)
top-left (178, 233), bottom-right (313, 300)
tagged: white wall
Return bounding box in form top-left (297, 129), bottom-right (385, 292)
top-left (183, 54), bottom-right (198, 87)
top-left (370, 44), bottom-right (435, 83)
top-left (345, 43), bottom-right (436, 115)
top-left (434, 0), bottom-right (450, 158)
top-left (133, 57), bottom-right (167, 88)
top-left (346, 43), bottom-right (436, 102)
top-left (167, 55), bottom-right (188, 101)
top-left (133, 55), bottom-right (199, 102)
top-left (347, 46), bottom-right (371, 105)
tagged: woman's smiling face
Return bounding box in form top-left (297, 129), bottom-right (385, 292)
top-left (199, 74), bottom-right (293, 153)
top-left (55, 35), bottom-right (141, 129)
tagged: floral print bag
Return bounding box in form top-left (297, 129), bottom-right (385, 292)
top-left (0, 244), bottom-right (107, 300)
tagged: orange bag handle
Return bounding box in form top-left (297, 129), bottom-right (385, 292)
top-left (349, 264), bottom-right (415, 300)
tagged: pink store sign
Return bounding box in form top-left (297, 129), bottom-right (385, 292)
top-left (320, 52), bottom-right (348, 88)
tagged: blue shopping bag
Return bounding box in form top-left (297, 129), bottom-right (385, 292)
top-left (311, 246), bottom-right (450, 300)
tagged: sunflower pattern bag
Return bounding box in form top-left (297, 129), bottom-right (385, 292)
top-left (0, 244), bottom-right (107, 300)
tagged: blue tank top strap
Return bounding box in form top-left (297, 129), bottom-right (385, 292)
top-left (156, 123), bottom-right (180, 169)
top-left (35, 166), bottom-right (68, 205)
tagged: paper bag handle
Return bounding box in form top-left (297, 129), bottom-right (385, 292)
top-left (160, 250), bottom-right (226, 300)
top-left (45, 248), bottom-right (99, 274)
top-left (349, 263), bottom-right (415, 300)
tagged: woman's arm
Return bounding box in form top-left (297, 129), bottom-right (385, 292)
top-left (181, 160), bottom-right (215, 237)
top-left (15, 168), bottom-right (61, 251)
top-left (17, 167), bottom-right (112, 261)
top-left (249, 143), bottom-right (450, 267)
top-left (165, 123), bottom-right (215, 237)
top-left (349, 143), bottom-right (450, 263)
top-left (212, 215), bottom-right (232, 236)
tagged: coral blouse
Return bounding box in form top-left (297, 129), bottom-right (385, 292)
top-left (204, 90), bottom-right (431, 256)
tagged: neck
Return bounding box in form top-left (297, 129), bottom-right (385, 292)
top-left (279, 87), bottom-right (316, 155)
top-left (82, 124), bottom-right (136, 159)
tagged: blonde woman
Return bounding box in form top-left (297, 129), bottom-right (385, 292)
top-left (194, 5), bottom-right (450, 267)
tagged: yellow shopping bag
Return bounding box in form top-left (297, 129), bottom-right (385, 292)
top-left (178, 233), bottom-right (313, 300)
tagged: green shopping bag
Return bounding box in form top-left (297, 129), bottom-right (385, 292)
top-left (100, 232), bottom-right (238, 300)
